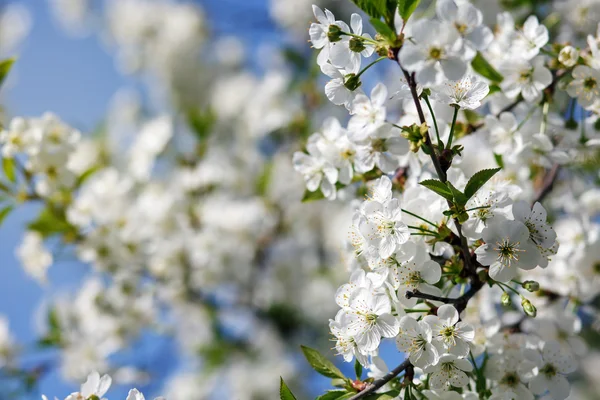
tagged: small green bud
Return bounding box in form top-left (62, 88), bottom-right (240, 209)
top-left (501, 292), bottom-right (512, 306)
top-left (344, 74), bottom-right (362, 91)
top-left (521, 297), bottom-right (537, 317)
top-left (327, 25), bottom-right (342, 42)
top-left (376, 45), bottom-right (389, 57)
top-left (522, 280), bottom-right (540, 292)
top-left (349, 37), bottom-right (366, 53)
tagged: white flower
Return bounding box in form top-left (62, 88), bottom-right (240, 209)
top-left (321, 62), bottom-right (360, 108)
top-left (423, 304), bottom-right (475, 358)
top-left (436, 0), bottom-right (493, 52)
top-left (399, 19), bottom-right (467, 85)
top-left (356, 189), bottom-right (410, 259)
top-left (511, 201), bottom-right (556, 249)
top-left (293, 140), bottom-right (338, 200)
top-left (330, 310), bottom-right (371, 366)
top-left (354, 125), bottom-right (408, 174)
top-left (501, 57), bottom-right (552, 103)
top-left (513, 16), bottom-right (549, 60)
top-left (65, 371), bottom-right (112, 400)
top-left (484, 112), bottom-right (518, 155)
top-left (396, 316), bottom-right (439, 368)
top-left (558, 46), bottom-right (579, 67)
top-left (433, 75), bottom-right (489, 110)
top-left (425, 354), bottom-right (473, 391)
top-left (309, 6), bottom-right (351, 67)
top-left (0, 117), bottom-right (31, 157)
top-left (396, 254), bottom-right (442, 308)
top-left (348, 83), bottom-right (388, 141)
top-left (16, 231), bottom-right (53, 284)
top-left (566, 65), bottom-right (600, 109)
top-left (485, 350), bottom-right (536, 400)
top-left (475, 218), bottom-right (541, 282)
top-left (342, 287), bottom-right (399, 352)
top-left (528, 341), bottom-right (576, 400)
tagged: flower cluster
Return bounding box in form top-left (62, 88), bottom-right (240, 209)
top-left (291, 1), bottom-right (600, 399)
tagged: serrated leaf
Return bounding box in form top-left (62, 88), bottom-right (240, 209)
top-left (446, 181), bottom-right (469, 206)
top-left (331, 378), bottom-right (347, 387)
top-left (2, 157), bottom-right (16, 183)
top-left (471, 52), bottom-right (504, 83)
top-left (397, 0), bottom-right (421, 21)
top-left (317, 391), bottom-right (349, 400)
top-left (464, 168), bottom-right (501, 199)
top-left (0, 205), bottom-right (13, 225)
top-left (0, 57), bottom-right (15, 89)
top-left (419, 179), bottom-right (453, 201)
top-left (301, 345), bottom-right (345, 379)
top-left (370, 18), bottom-right (396, 42)
top-left (280, 378), bottom-right (297, 400)
top-left (354, 359), bottom-right (363, 379)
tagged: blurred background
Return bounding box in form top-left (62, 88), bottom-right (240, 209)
top-left (0, 0), bottom-right (599, 399)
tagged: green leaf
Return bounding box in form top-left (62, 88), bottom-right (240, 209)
top-left (0, 57), bottom-right (16, 89)
top-left (317, 391), bottom-right (350, 400)
top-left (280, 378), bottom-right (297, 400)
top-left (352, 0), bottom-right (391, 19)
top-left (255, 162), bottom-right (273, 196)
top-left (464, 168), bottom-right (501, 199)
top-left (302, 188), bottom-right (325, 202)
top-left (2, 157), bottom-right (16, 183)
top-left (471, 52), bottom-right (504, 83)
top-left (28, 206), bottom-right (74, 239)
top-left (0, 205), bottom-right (13, 225)
top-left (335, 394), bottom-right (357, 400)
top-left (301, 345), bottom-right (345, 379)
top-left (354, 359), bottom-right (363, 379)
top-left (419, 179), bottom-right (454, 201)
top-left (446, 181), bottom-right (469, 206)
top-left (397, 0), bottom-right (421, 21)
top-left (370, 18), bottom-right (396, 42)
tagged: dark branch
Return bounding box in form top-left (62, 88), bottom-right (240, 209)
top-left (533, 164), bottom-right (560, 204)
top-left (348, 359), bottom-right (412, 400)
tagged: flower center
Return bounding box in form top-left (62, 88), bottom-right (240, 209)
top-left (584, 77), bottom-right (597, 91)
top-left (540, 363), bottom-right (557, 378)
top-left (494, 238), bottom-right (523, 267)
top-left (454, 22), bottom-right (468, 34)
top-left (429, 47), bottom-right (443, 60)
top-left (519, 70), bottom-right (533, 82)
top-left (440, 325), bottom-right (457, 345)
top-left (500, 372), bottom-right (519, 387)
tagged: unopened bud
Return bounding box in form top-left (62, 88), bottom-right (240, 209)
top-left (501, 292), bottom-right (512, 306)
top-left (521, 297), bottom-right (537, 317)
top-left (344, 74), bottom-right (362, 91)
top-left (522, 280), bottom-right (540, 292)
top-left (349, 37), bottom-right (366, 53)
top-left (376, 45), bottom-right (389, 57)
top-left (327, 25), bottom-right (342, 42)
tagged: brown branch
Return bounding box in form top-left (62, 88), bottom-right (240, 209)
top-left (348, 359), bottom-right (412, 400)
top-left (533, 164), bottom-right (559, 204)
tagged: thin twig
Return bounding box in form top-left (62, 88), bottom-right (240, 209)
top-left (348, 359), bottom-right (412, 400)
top-left (533, 164), bottom-right (559, 204)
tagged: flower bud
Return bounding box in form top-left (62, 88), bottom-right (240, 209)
top-left (327, 25), bottom-right (342, 42)
top-left (376, 44), bottom-right (389, 57)
top-left (521, 280), bottom-right (540, 292)
top-left (521, 297), bottom-right (537, 317)
top-left (344, 74), bottom-right (362, 91)
top-left (501, 292), bottom-right (512, 306)
top-left (558, 45), bottom-right (579, 67)
top-left (349, 37), bottom-right (366, 53)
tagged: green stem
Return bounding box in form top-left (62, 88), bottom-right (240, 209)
top-left (407, 225), bottom-right (439, 236)
top-left (423, 95), bottom-right (443, 148)
top-left (401, 208), bottom-right (437, 228)
top-left (516, 106), bottom-right (537, 131)
top-left (356, 56), bottom-right (387, 79)
top-left (446, 106), bottom-right (459, 149)
top-left (340, 31), bottom-right (379, 45)
top-left (410, 233), bottom-right (437, 237)
top-left (540, 101), bottom-right (549, 135)
top-left (403, 308), bottom-right (429, 313)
